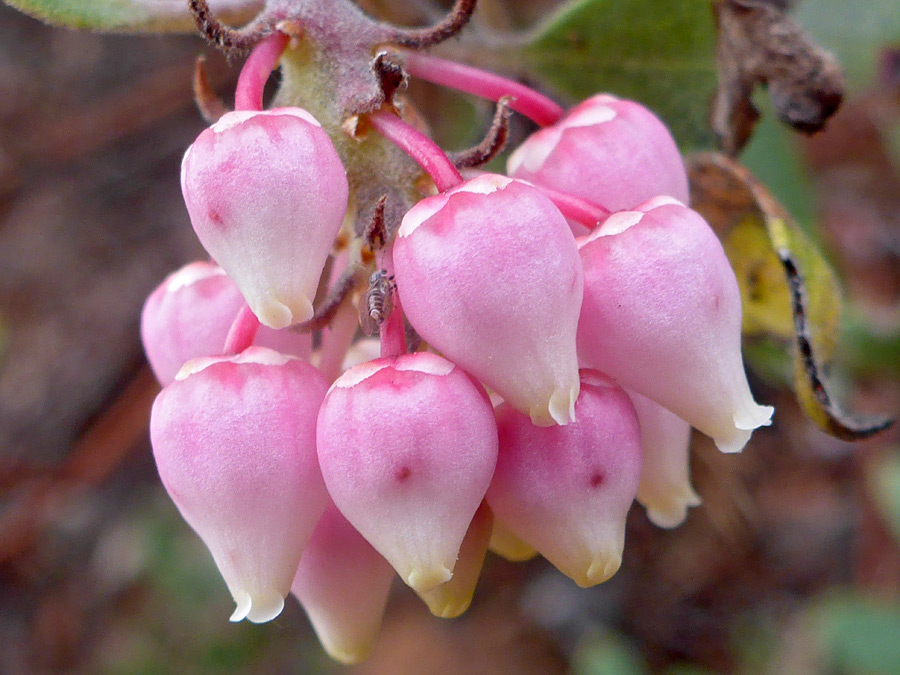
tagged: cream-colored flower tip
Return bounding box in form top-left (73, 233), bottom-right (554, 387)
top-left (416, 501), bottom-right (493, 618)
top-left (629, 391), bottom-right (701, 529)
top-left (578, 199), bottom-right (773, 453)
top-left (181, 108), bottom-right (348, 329)
top-left (316, 353), bottom-right (498, 594)
top-left (394, 174), bottom-right (582, 427)
top-left (486, 370), bottom-right (642, 588)
top-left (150, 350), bottom-right (330, 623)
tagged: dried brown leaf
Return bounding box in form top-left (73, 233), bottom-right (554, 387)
top-left (712, 0), bottom-right (844, 154)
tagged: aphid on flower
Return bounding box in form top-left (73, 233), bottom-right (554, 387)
top-left (359, 269), bottom-right (396, 335)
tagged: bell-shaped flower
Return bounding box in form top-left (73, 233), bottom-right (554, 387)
top-left (393, 173), bottom-right (582, 426)
top-left (508, 94), bottom-right (689, 215)
top-left (291, 502), bottom-right (395, 665)
top-left (578, 197), bottom-right (773, 453)
top-left (181, 108), bottom-right (348, 329)
top-left (415, 501), bottom-right (492, 619)
top-left (150, 347), bottom-right (329, 623)
top-left (317, 352), bottom-right (498, 594)
top-left (486, 370), bottom-right (642, 588)
top-left (141, 261), bottom-right (311, 385)
top-left (628, 391), bottom-right (700, 528)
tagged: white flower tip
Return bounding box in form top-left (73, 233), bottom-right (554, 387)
top-left (404, 564), bottom-right (453, 594)
top-left (254, 295), bottom-right (313, 330)
top-left (229, 589), bottom-right (285, 624)
top-left (536, 384), bottom-right (579, 427)
top-left (735, 404), bottom-right (775, 431)
top-left (715, 403), bottom-right (774, 454)
top-left (577, 552), bottom-right (622, 588)
top-left (643, 489), bottom-right (702, 529)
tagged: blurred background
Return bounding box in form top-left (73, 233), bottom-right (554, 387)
top-left (1, 0), bottom-right (899, 673)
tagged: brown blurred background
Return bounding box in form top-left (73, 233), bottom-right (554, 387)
top-left (1, 1), bottom-right (899, 673)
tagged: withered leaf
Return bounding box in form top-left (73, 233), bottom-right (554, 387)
top-left (712, 0), bottom-right (845, 155)
top-left (689, 152), bottom-right (893, 440)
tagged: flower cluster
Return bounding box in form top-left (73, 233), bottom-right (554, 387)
top-left (142, 30), bottom-right (772, 664)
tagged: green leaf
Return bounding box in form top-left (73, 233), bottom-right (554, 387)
top-left (814, 592), bottom-right (900, 675)
top-left (515, 0), bottom-right (717, 150)
top-left (2, 0), bottom-right (261, 32)
top-left (795, 0), bottom-right (900, 90)
top-left (689, 152), bottom-right (893, 440)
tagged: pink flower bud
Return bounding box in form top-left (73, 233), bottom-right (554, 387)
top-left (415, 501), bottom-right (492, 618)
top-left (486, 371), bottom-right (642, 588)
top-left (316, 352), bottom-right (498, 594)
top-left (578, 197), bottom-right (774, 453)
top-left (181, 108), bottom-right (348, 329)
top-left (628, 391), bottom-right (700, 529)
top-left (291, 502), bottom-right (395, 665)
top-left (150, 347), bottom-right (329, 623)
top-left (141, 261), bottom-right (311, 385)
top-left (507, 94), bottom-right (689, 213)
top-left (394, 173), bottom-right (582, 426)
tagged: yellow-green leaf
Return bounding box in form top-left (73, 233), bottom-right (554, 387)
top-left (689, 152), bottom-right (893, 440)
top-left (3, 0), bottom-right (261, 32)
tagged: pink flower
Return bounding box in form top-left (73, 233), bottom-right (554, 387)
top-left (578, 197), bottom-right (773, 453)
top-left (508, 94), bottom-right (689, 214)
top-left (393, 173), bottom-right (582, 426)
top-left (181, 108), bottom-right (348, 329)
top-left (141, 261), bottom-right (311, 385)
top-left (291, 502), bottom-right (395, 665)
top-left (316, 352), bottom-right (498, 593)
top-left (150, 347), bottom-right (329, 623)
top-left (486, 370), bottom-right (642, 587)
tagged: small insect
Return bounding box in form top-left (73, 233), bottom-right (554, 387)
top-left (358, 269), bottom-right (396, 335)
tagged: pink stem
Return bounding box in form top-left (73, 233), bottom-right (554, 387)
top-left (379, 299), bottom-right (407, 359)
top-left (536, 185), bottom-right (611, 229)
top-left (318, 298), bottom-right (359, 383)
top-left (368, 110), bottom-right (463, 192)
top-left (401, 50), bottom-right (565, 127)
top-left (378, 248), bottom-right (406, 359)
top-left (234, 31), bottom-right (290, 112)
top-left (223, 304), bottom-right (261, 355)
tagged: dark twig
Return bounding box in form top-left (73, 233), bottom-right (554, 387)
top-left (449, 96), bottom-right (512, 169)
top-left (293, 267), bottom-right (360, 332)
top-left (192, 57), bottom-right (230, 124)
top-left (372, 52), bottom-right (409, 107)
top-left (364, 196), bottom-right (389, 251)
top-left (188, 0), bottom-right (272, 53)
top-left (387, 0), bottom-right (477, 49)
